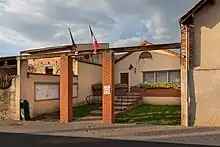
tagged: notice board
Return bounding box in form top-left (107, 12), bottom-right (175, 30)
top-left (35, 83), bottom-right (60, 101)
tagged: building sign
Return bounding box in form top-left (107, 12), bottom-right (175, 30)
top-left (103, 85), bottom-right (111, 95)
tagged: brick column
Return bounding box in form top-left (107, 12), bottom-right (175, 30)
top-left (102, 52), bottom-right (115, 124)
top-left (60, 54), bottom-right (73, 123)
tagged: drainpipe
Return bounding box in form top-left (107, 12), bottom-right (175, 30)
top-left (185, 25), bottom-right (189, 127)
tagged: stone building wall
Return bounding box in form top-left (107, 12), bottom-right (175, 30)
top-left (28, 57), bottom-right (77, 75)
top-left (0, 77), bottom-right (16, 120)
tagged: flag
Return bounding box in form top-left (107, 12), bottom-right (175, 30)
top-left (89, 25), bottom-right (99, 54)
top-left (68, 28), bottom-right (78, 55)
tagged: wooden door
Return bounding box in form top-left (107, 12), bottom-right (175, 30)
top-left (120, 73), bottom-right (129, 86)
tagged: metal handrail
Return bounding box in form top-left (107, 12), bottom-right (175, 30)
top-left (86, 95), bottom-right (93, 104)
top-left (86, 95), bottom-right (102, 105)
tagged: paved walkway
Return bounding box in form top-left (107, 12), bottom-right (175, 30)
top-left (0, 120), bottom-right (220, 146)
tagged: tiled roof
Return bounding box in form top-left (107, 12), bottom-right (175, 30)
top-left (140, 40), bottom-right (180, 57)
top-left (21, 44), bottom-right (72, 54)
top-left (115, 40), bottom-right (180, 63)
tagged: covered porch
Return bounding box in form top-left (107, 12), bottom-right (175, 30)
top-left (17, 42), bottom-right (181, 124)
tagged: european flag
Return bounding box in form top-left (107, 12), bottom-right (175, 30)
top-left (68, 28), bottom-right (77, 49)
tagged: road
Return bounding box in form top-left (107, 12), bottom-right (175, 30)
top-left (0, 132), bottom-right (215, 147)
top-left (0, 120), bottom-right (220, 147)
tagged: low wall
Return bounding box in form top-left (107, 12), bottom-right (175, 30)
top-left (132, 88), bottom-right (181, 105)
top-left (140, 88), bottom-right (181, 97)
top-left (0, 77), bottom-right (17, 120)
top-left (143, 97), bottom-right (180, 105)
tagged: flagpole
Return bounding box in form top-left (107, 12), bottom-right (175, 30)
top-left (89, 25), bottom-right (97, 54)
top-left (68, 27), bottom-right (78, 55)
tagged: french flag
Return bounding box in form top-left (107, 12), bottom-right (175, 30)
top-left (89, 25), bottom-right (99, 54)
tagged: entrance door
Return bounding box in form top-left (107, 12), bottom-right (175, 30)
top-left (120, 73), bottom-right (129, 86)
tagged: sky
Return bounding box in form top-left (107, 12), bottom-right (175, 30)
top-left (0, 0), bottom-right (197, 56)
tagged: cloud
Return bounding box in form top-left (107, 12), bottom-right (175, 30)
top-left (0, 0), bottom-right (196, 55)
top-left (113, 37), bottom-right (141, 47)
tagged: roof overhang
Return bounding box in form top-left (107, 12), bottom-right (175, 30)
top-left (20, 42), bottom-right (181, 60)
top-left (21, 43), bottom-right (109, 55)
top-left (0, 56), bottom-right (17, 62)
top-left (179, 0), bottom-right (214, 25)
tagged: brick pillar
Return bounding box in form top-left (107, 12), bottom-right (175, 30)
top-left (102, 52), bottom-right (115, 124)
top-left (60, 54), bottom-right (73, 123)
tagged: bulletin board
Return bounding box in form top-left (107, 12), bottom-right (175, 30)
top-left (34, 82), bottom-right (60, 101)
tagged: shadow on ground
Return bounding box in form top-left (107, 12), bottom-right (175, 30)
top-left (32, 104), bottom-right (99, 122)
top-left (0, 132), bottom-right (213, 147)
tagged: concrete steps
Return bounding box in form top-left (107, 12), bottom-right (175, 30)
top-left (88, 92), bottom-right (141, 116)
top-left (88, 110), bottom-right (122, 116)
top-left (97, 106), bottom-right (128, 111)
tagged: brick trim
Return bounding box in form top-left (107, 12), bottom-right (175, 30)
top-left (102, 52), bottom-right (115, 124)
top-left (60, 55), bottom-right (73, 123)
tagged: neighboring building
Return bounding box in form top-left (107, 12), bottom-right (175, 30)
top-left (179, 0), bottom-right (220, 126)
top-left (0, 56), bottom-right (17, 120)
top-left (0, 56), bottom-right (17, 77)
top-left (7, 43), bottom-right (108, 118)
top-left (114, 40), bottom-right (181, 88)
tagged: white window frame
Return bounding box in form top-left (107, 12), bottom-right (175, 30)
top-left (72, 83), bottom-right (78, 98)
top-left (143, 70), bottom-right (180, 83)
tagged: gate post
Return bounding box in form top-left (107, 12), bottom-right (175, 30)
top-left (102, 52), bottom-right (115, 124)
top-left (60, 54), bottom-right (73, 123)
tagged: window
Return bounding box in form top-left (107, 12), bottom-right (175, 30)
top-left (45, 66), bottom-right (53, 75)
top-left (168, 70), bottom-right (180, 83)
top-left (143, 70), bottom-right (180, 83)
top-left (156, 71), bottom-right (167, 83)
top-left (143, 72), bottom-right (154, 83)
top-left (139, 52), bottom-right (152, 59)
top-left (73, 84), bottom-right (78, 98)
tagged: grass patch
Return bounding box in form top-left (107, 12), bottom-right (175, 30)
top-left (72, 104), bottom-right (99, 120)
top-left (32, 104), bottom-right (99, 122)
top-left (115, 104), bottom-right (181, 125)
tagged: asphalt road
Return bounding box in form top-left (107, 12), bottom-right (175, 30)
top-left (0, 132), bottom-right (216, 147)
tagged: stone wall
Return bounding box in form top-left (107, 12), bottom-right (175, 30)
top-left (28, 57), bottom-right (77, 75)
top-left (0, 77), bottom-right (16, 120)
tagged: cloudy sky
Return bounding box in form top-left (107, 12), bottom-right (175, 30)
top-left (0, 0), bottom-right (196, 56)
